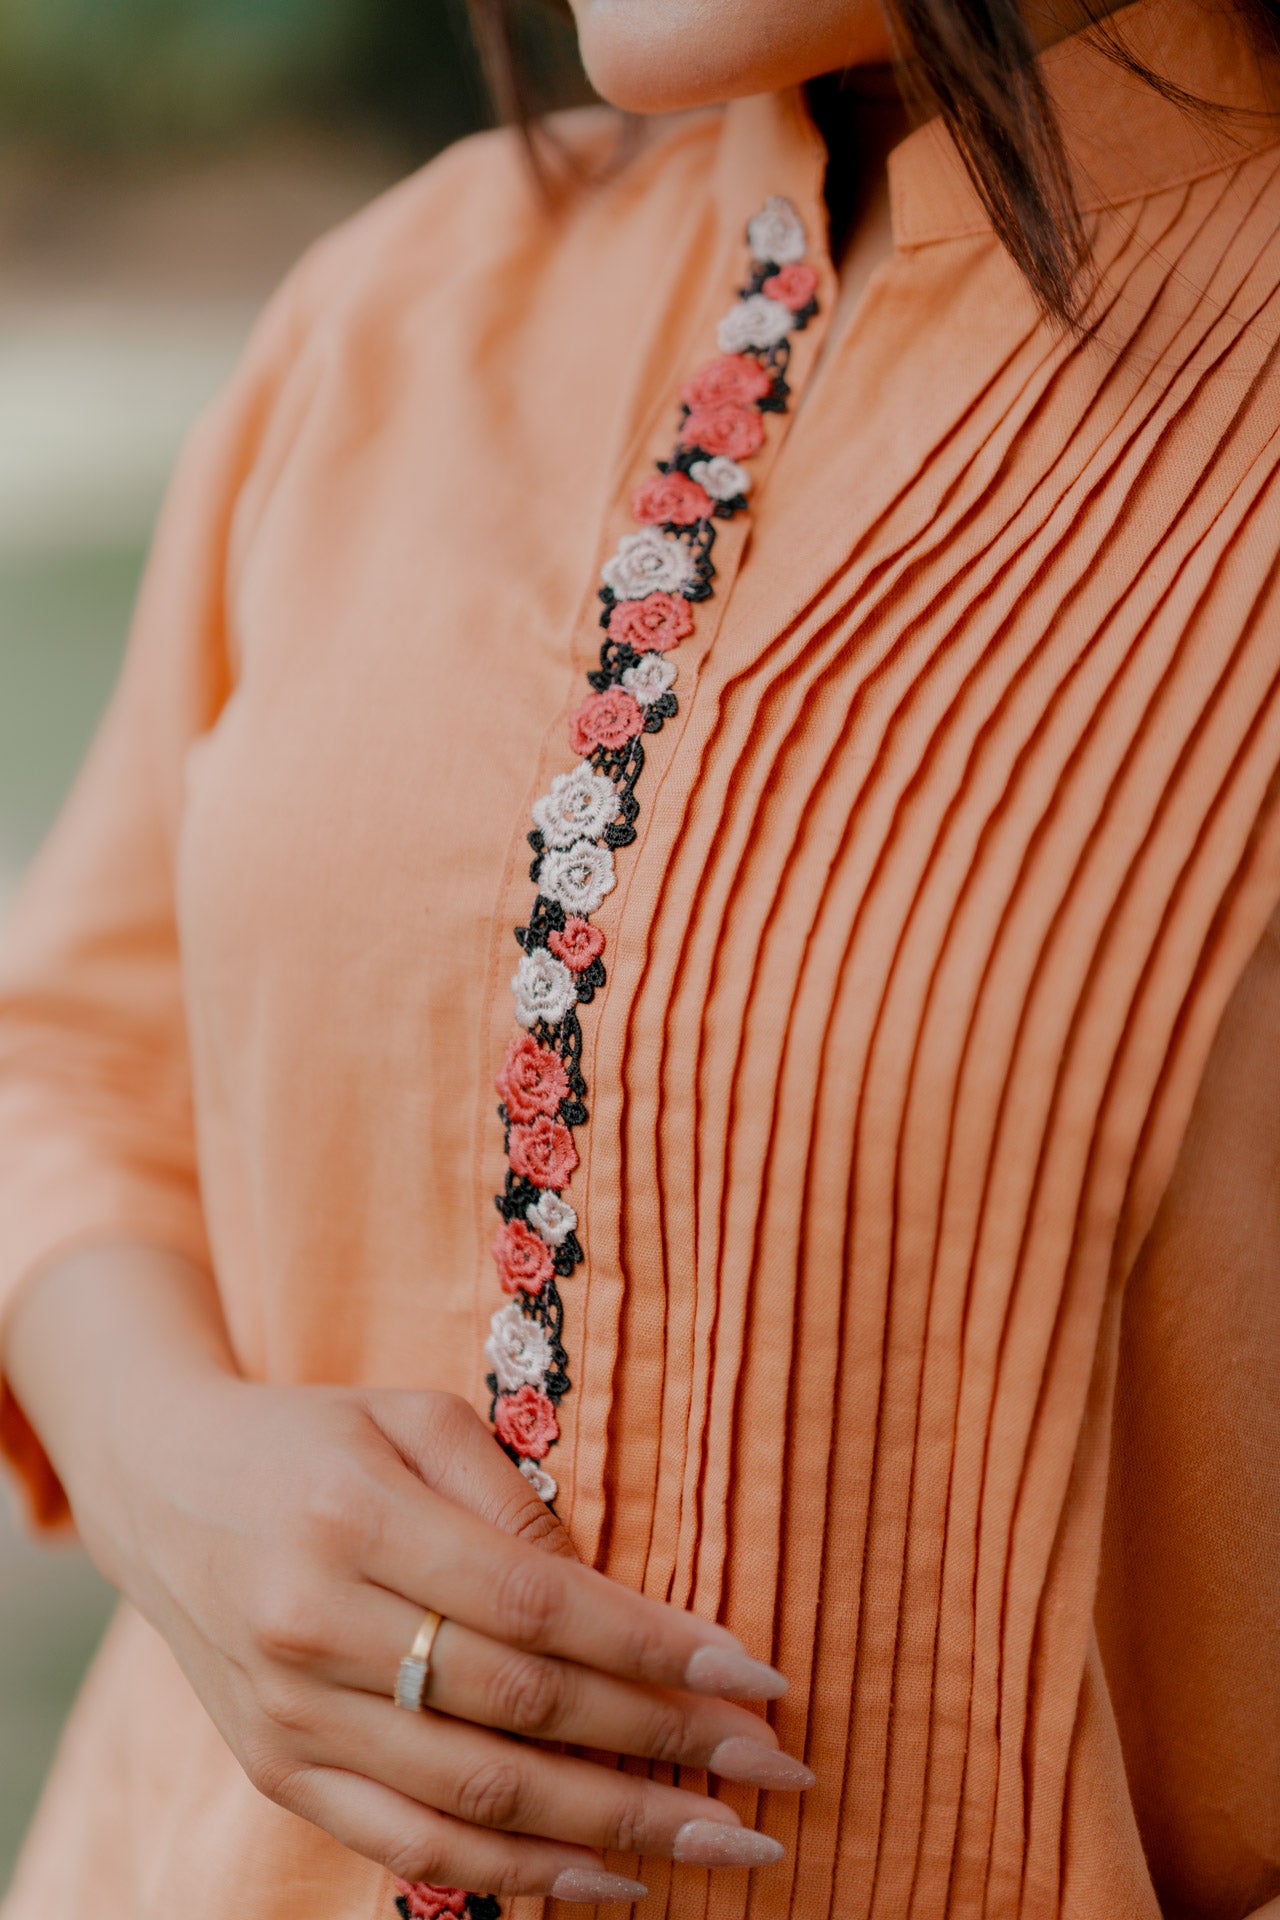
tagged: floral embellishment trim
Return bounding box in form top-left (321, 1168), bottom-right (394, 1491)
top-left (393, 1881), bottom-right (499, 1920)
top-left (484, 198), bottom-right (817, 1510)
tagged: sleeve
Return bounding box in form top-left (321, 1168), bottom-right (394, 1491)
top-left (1095, 901), bottom-right (1280, 1919)
top-left (0, 264), bottom-right (317, 1535)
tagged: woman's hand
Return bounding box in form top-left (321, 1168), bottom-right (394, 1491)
top-left (4, 1243), bottom-right (813, 1905)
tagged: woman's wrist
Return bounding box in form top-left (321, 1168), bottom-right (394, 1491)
top-left (4, 1239), bottom-right (240, 1584)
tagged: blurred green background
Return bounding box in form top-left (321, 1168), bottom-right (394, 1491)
top-left (0, 0), bottom-right (585, 1890)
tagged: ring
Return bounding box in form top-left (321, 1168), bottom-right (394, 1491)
top-left (393, 1608), bottom-right (444, 1712)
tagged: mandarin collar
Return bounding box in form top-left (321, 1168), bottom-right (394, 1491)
top-left (715, 0), bottom-right (1280, 258)
top-left (712, 84), bottom-right (833, 265)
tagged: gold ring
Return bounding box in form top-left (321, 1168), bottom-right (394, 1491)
top-left (393, 1608), bottom-right (444, 1712)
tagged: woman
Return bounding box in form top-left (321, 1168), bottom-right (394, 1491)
top-left (0, 0), bottom-right (1276, 1913)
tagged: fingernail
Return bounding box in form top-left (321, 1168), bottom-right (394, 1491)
top-left (672, 1821), bottom-right (786, 1867)
top-left (550, 1867), bottom-right (649, 1903)
top-left (707, 1736), bottom-right (815, 1789)
top-left (684, 1645), bottom-right (788, 1699)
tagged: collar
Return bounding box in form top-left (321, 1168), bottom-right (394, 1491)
top-left (718, 0), bottom-right (1280, 254)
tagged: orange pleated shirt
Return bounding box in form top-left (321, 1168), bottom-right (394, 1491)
top-left (1, 3), bottom-right (1278, 1915)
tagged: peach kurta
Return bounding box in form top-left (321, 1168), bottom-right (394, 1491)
top-left (1, 3), bottom-right (1278, 1916)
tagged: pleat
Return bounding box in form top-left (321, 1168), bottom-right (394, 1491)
top-left (560, 121), bottom-right (1280, 1920)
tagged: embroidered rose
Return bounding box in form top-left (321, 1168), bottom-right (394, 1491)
top-left (526, 1187), bottom-right (578, 1246)
top-left (519, 1456), bottom-right (558, 1503)
top-left (547, 916), bottom-right (605, 973)
top-left (631, 470), bottom-right (713, 528)
top-left (717, 293), bottom-right (794, 355)
top-left (601, 526), bottom-right (697, 601)
top-left (690, 455), bottom-right (751, 502)
top-left (494, 1383), bottom-right (560, 1459)
top-left (393, 1885), bottom-right (469, 1920)
top-left (680, 353), bottom-right (773, 410)
top-left (492, 1217), bottom-right (553, 1297)
top-left (747, 195), bottom-right (807, 264)
top-left (511, 947), bottom-right (577, 1029)
top-left (509, 1113), bottom-right (579, 1189)
top-left (486, 1301), bottom-right (554, 1393)
top-left (621, 653), bottom-right (677, 707)
top-left (762, 262), bottom-right (819, 311)
top-left (539, 838), bottom-right (616, 917)
top-left (607, 591), bottom-right (693, 654)
top-left (568, 687), bottom-right (645, 755)
top-left (681, 400), bottom-right (765, 463)
top-left (495, 1033), bottom-right (568, 1123)
top-left (531, 762), bottom-right (620, 848)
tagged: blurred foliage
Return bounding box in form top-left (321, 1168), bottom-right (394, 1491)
top-left (0, 0), bottom-right (589, 157)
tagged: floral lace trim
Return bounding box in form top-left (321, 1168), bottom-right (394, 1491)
top-left (484, 197), bottom-right (818, 1511)
top-left (393, 1882), bottom-right (500, 1920)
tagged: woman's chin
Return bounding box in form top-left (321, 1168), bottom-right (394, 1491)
top-left (575, 31), bottom-right (771, 113)
top-left (570, 0), bottom-right (895, 114)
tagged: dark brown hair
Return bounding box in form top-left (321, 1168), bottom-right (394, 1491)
top-left (466, 0), bottom-right (1280, 325)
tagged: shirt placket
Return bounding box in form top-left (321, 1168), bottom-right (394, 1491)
top-left (472, 103), bottom-right (838, 1582)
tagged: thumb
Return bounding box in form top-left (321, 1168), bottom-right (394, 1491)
top-left (363, 1387), bottom-right (579, 1561)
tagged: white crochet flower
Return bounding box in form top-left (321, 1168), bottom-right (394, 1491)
top-left (531, 762), bottom-right (620, 849)
top-left (690, 455), bottom-right (751, 502)
top-left (485, 1302), bottom-right (553, 1393)
top-left (747, 196), bottom-right (807, 265)
top-left (527, 1189), bottom-right (577, 1246)
top-left (519, 1456), bottom-right (558, 1504)
top-left (717, 294), bottom-right (794, 356)
top-left (539, 838), bottom-right (617, 917)
top-left (511, 948), bottom-right (577, 1029)
top-left (620, 653), bottom-right (677, 707)
top-left (601, 527), bottom-right (697, 601)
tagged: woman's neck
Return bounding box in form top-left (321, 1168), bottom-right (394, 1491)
top-left (806, 69), bottom-right (910, 267)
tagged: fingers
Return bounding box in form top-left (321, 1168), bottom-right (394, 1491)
top-left (360, 1466), bottom-right (785, 1701)
top-left (426, 1616), bottom-right (811, 1789)
top-left (268, 1762), bottom-right (649, 1905)
top-left (364, 1392), bottom-right (577, 1561)
top-left (297, 1687), bottom-right (787, 1871)
top-left (321, 1585), bottom-right (813, 1789)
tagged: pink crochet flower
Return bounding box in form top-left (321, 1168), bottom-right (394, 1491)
top-left (680, 400), bottom-right (765, 462)
top-left (548, 917), bottom-right (606, 973)
top-left (496, 1033), bottom-right (569, 1123)
top-left (680, 353), bottom-right (773, 410)
top-left (607, 591), bottom-right (693, 654)
top-left (508, 1114), bottom-right (579, 1189)
top-left (631, 470), bottom-right (713, 527)
top-left (492, 1218), bottom-right (554, 1297)
top-left (762, 263), bottom-right (819, 310)
top-left (494, 1383), bottom-right (560, 1460)
top-left (569, 688), bottom-right (645, 755)
top-left (392, 1884), bottom-right (469, 1920)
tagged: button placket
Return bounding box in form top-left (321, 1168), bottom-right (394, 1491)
top-left (477, 194), bottom-right (835, 1535)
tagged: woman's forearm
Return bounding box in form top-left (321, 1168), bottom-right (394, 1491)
top-left (3, 1240), bottom-right (239, 1575)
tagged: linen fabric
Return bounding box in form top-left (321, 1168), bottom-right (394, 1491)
top-left (0, 3), bottom-right (1278, 1915)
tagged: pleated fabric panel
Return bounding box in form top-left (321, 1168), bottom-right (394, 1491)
top-left (538, 142), bottom-right (1280, 1920)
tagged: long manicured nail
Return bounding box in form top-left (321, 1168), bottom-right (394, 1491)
top-left (550, 1867), bottom-right (649, 1903)
top-left (684, 1645), bottom-right (788, 1700)
top-left (707, 1736), bottom-right (815, 1789)
top-left (672, 1821), bottom-right (786, 1867)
